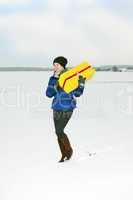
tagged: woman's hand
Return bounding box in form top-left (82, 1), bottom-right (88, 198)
top-left (53, 66), bottom-right (64, 78)
top-left (77, 73), bottom-right (86, 87)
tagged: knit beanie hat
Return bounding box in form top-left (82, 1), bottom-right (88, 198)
top-left (53, 56), bottom-right (68, 68)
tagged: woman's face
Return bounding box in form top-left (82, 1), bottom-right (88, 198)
top-left (53, 63), bottom-right (62, 72)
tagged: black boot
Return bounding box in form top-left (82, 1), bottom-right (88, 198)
top-left (61, 133), bottom-right (73, 160)
top-left (57, 137), bottom-right (67, 162)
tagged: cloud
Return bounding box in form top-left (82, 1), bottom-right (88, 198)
top-left (1, 13), bottom-right (93, 66)
top-left (77, 7), bottom-right (133, 64)
top-left (0, 0), bottom-right (31, 5)
top-left (95, 0), bottom-right (133, 20)
top-left (0, 0), bottom-right (133, 66)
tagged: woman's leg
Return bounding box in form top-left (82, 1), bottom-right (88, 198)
top-left (53, 110), bottom-right (73, 162)
top-left (53, 110), bottom-right (73, 138)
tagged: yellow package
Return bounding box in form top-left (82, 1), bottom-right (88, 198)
top-left (59, 61), bottom-right (96, 93)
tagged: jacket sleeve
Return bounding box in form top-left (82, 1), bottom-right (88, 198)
top-left (46, 76), bottom-right (58, 98)
top-left (73, 85), bottom-right (85, 97)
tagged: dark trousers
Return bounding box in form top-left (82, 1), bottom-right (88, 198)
top-left (53, 110), bottom-right (73, 138)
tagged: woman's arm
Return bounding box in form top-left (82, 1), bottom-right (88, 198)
top-left (46, 76), bottom-right (58, 98)
top-left (73, 75), bottom-right (86, 97)
top-left (73, 85), bottom-right (84, 97)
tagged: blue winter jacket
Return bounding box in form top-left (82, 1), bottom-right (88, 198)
top-left (46, 72), bottom-right (85, 111)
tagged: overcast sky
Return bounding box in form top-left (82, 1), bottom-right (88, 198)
top-left (0, 0), bottom-right (133, 67)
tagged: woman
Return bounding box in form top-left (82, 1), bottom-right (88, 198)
top-left (46, 56), bottom-right (86, 162)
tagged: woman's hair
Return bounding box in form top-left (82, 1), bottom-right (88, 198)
top-left (53, 56), bottom-right (68, 68)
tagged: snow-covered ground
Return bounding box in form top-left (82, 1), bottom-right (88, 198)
top-left (0, 72), bottom-right (133, 200)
